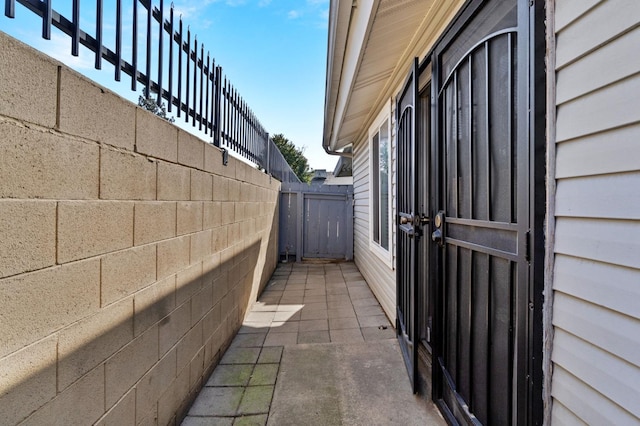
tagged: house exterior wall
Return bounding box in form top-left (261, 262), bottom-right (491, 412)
top-left (550, 1), bottom-right (640, 423)
top-left (348, 2), bottom-right (465, 326)
top-left (0, 32), bottom-right (280, 425)
top-left (353, 100), bottom-right (397, 322)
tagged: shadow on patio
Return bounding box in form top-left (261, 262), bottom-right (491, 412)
top-left (181, 262), bottom-right (445, 425)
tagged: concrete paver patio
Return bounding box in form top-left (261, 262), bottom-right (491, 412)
top-left (182, 262), bottom-right (445, 426)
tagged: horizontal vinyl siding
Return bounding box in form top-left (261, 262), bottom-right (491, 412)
top-left (551, 365), bottom-right (637, 425)
top-left (352, 130), bottom-right (396, 323)
top-left (553, 255), bottom-right (639, 320)
top-left (552, 330), bottom-right (640, 419)
top-left (555, 172), bottom-right (640, 219)
top-left (555, 0), bottom-right (640, 68)
top-left (552, 0), bottom-right (640, 424)
top-left (553, 293), bottom-right (640, 371)
top-left (550, 399), bottom-right (588, 426)
top-left (556, 123), bottom-right (640, 178)
top-left (556, 25), bottom-right (640, 105)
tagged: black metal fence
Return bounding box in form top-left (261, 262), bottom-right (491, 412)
top-left (3, 0), bottom-right (300, 183)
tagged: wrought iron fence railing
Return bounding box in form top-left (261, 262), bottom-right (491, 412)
top-left (3, 0), bottom-right (301, 183)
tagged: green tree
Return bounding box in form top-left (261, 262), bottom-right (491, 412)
top-left (138, 90), bottom-right (175, 123)
top-left (272, 133), bottom-right (312, 183)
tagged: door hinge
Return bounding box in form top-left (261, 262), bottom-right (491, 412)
top-left (525, 230), bottom-right (531, 262)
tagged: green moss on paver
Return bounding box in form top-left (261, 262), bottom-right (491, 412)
top-left (184, 263), bottom-right (444, 426)
top-left (233, 414), bottom-right (268, 426)
top-left (257, 347), bottom-right (282, 364)
top-left (188, 387), bottom-right (244, 417)
top-left (263, 332), bottom-right (297, 346)
top-left (220, 347), bottom-right (261, 364)
top-left (237, 385), bottom-right (274, 415)
top-left (231, 333), bottom-right (267, 348)
top-left (182, 416), bottom-right (234, 426)
top-left (207, 364), bottom-right (255, 387)
top-left (249, 364), bottom-right (279, 386)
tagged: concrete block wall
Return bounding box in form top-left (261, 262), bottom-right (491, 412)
top-left (0, 31), bottom-right (280, 425)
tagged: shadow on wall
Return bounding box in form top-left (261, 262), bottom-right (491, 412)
top-left (0, 30), bottom-right (282, 426)
top-left (0, 239), bottom-right (272, 426)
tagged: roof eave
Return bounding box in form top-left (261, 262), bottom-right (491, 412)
top-left (323, 0), bottom-right (356, 153)
top-left (324, 0), bottom-right (382, 153)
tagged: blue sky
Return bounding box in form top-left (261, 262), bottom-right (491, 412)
top-left (1, 0), bottom-right (337, 171)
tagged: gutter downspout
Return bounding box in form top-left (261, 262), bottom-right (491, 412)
top-left (324, 145), bottom-right (353, 158)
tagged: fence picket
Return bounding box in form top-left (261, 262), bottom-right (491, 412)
top-left (4, 0), bottom-right (300, 183)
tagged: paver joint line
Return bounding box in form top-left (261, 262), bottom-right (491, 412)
top-left (183, 262), bottom-right (444, 426)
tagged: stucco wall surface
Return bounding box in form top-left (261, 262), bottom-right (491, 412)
top-left (0, 31), bottom-right (280, 425)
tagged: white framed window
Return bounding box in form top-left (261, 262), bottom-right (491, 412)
top-left (369, 109), bottom-right (392, 265)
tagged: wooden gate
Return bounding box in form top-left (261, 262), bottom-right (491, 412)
top-left (279, 183), bottom-right (353, 262)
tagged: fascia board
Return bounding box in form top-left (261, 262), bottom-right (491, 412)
top-left (323, 0), bottom-right (352, 148)
top-left (324, 0), bottom-right (378, 152)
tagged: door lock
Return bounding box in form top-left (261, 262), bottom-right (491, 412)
top-left (431, 211), bottom-right (446, 247)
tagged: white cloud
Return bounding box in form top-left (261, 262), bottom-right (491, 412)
top-left (199, 0), bottom-right (270, 8)
top-left (280, 0), bottom-right (329, 27)
top-left (37, 33), bottom-right (95, 70)
top-left (172, 4), bottom-right (199, 19)
top-left (225, 0), bottom-right (248, 6)
top-left (206, 0), bottom-right (248, 6)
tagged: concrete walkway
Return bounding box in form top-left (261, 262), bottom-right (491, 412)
top-left (182, 262), bottom-right (445, 426)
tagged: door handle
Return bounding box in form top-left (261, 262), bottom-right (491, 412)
top-left (399, 213), bottom-right (429, 226)
top-left (431, 228), bottom-right (442, 243)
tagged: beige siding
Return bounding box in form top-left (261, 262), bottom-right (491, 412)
top-left (552, 0), bottom-right (640, 424)
top-left (352, 106), bottom-right (397, 323)
top-left (551, 365), bottom-right (636, 425)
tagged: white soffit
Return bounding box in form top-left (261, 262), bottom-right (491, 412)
top-left (326, 0), bottom-right (438, 151)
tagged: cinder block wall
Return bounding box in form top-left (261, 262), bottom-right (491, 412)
top-left (0, 32), bottom-right (280, 425)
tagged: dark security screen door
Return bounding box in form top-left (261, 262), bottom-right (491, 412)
top-left (396, 58), bottom-right (420, 392)
top-left (431, 1), bottom-right (534, 424)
